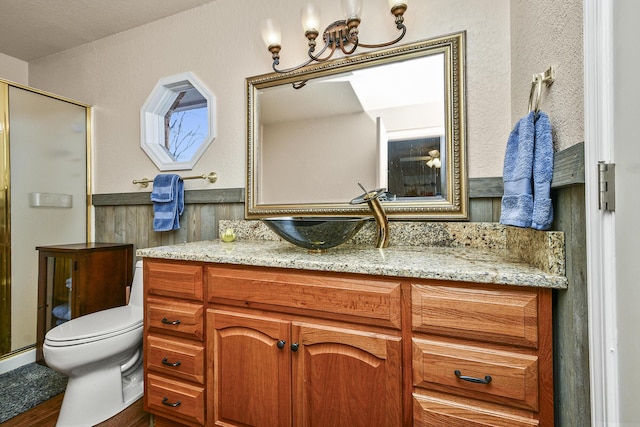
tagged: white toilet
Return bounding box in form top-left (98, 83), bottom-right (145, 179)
top-left (43, 260), bottom-right (144, 427)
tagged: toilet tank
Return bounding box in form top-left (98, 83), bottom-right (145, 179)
top-left (128, 261), bottom-right (144, 308)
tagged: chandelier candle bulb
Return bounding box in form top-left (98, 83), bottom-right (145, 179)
top-left (301, 4), bottom-right (321, 33)
top-left (260, 18), bottom-right (282, 52)
top-left (341, 0), bottom-right (363, 20)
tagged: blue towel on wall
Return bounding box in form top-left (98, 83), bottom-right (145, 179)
top-left (531, 112), bottom-right (554, 230)
top-left (500, 111), bottom-right (535, 227)
top-left (500, 111), bottom-right (555, 229)
top-left (150, 174), bottom-right (184, 231)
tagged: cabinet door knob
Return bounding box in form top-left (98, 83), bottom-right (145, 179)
top-left (161, 317), bottom-right (181, 325)
top-left (277, 340), bottom-right (286, 349)
top-left (290, 342), bottom-right (299, 352)
top-left (161, 397), bottom-right (182, 407)
top-left (454, 369), bottom-right (492, 384)
top-left (161, 357), bottom-right (182, 367)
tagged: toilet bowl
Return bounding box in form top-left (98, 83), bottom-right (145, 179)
top-left (43, 260), bottom-right (144, 427)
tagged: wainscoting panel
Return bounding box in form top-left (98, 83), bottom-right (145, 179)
top-left (552, 184), bottom-right (589, 427)
top-left (94, 202), bottom-right (245, 254)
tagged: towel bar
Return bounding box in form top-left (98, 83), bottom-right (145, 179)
top-left (133, 172), bottom-right (217, 188)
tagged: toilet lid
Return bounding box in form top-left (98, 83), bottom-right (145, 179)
top-left (44, 305), bottom-right (143, 347)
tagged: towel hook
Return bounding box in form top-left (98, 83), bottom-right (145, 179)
top-left (528, 76), bottom-right (543, 113)
top-left (528, 66), bottom-right (555, 113)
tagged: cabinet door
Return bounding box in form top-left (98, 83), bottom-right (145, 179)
top-left (210, 310), bottom-right (291, 427)
top-left (291, 322), bottom-right (403, 427)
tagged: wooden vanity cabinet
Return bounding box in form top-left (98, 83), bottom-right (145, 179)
top-left (142, 258), bottom-right (555, 427)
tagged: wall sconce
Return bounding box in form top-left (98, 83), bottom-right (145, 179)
top-left (261, 0), bottom-right (408, 74)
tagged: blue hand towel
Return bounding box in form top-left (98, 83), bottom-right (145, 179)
top-left (150, 174), bottom-right (184, 231)
top-left (531, 112), bottom-right (554, 230)
top-left (500, 111), bottom-right (535, 227)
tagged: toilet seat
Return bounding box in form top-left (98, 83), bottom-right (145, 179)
top-left (44, 305), bottom-right (143, 347)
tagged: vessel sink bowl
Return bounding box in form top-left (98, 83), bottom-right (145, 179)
top-left (262, 217), bottom-right (369, 251)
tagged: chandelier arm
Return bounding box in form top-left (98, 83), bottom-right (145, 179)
top-left (272, 40), bottom-right (335, 73)
top-left (273, 57), bottom-right (315, 74)
top-left (355, 25), bottom-right (407, 49)
top-left (308, 42), bottom-right (336, 62)
top-left (340, 39), bottom-right (359, 55)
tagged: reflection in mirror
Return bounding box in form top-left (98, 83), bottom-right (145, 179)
top-left (387, 135), bottom-right (444, 199)
top-left (141, 72), bottom-right (216, 171)
top-left (246, 32), bottom-right (467, 219)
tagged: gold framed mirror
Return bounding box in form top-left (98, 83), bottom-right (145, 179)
top-left (246, 31), bottom-right (467, 219)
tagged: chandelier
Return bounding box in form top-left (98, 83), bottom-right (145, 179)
top-left (261, 0), bottom-right (409, 74)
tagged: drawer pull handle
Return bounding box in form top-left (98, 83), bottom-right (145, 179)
top-left (161, 397), bottom-right (182, 407)
top-left (277, 340), bottom-right (286, 349)
top-left (161, 317), bottom-right (181, 325)
top-left (454, 370), bottom-right (492, 385)
top-left (161, 357), bottom-right (182, 367)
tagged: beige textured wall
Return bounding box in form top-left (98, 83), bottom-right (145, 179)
top-left (0, 53), bottom-right (28, 85)
top-left (510, 0), bottom-right (584, 151)
top-left (27, 0), bottom-right (512, 193)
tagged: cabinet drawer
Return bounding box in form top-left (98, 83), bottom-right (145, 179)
top-left (207, 266), bottom-right (402, 329)
top-left (413, 393), bottom-right (539, 427)
top-left (413, 338), bottom-right (539, 411)
top-left (146, 373), bottom-right (205, 425)
top-left (412, 284), bottom-right (539, 348)
top-left (146, 335), bottom-right (205, 384)
top-left (145, 260), bottom-right (203, 301)
top-left (147, 297), bottom-right (204, 341)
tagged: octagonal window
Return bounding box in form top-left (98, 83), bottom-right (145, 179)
top-left (140, 72), bottom-right (216, 170)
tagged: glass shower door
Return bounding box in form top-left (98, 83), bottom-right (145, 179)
top-left (0, 83), bottom-right (88, 356)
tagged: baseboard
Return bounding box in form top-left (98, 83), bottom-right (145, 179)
top-left (0, 348), bottom-right (35, 375)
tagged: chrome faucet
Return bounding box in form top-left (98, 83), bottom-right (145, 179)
top-left (351, 184), bottom-right (390, 248)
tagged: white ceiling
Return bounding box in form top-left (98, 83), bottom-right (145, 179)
top-left (0, 0), bottom-right (216, 61)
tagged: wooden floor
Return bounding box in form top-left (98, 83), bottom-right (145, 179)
top-left (2, 394), bottom-right (151, 427)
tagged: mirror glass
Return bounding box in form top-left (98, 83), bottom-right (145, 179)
top-left (141, 72), bottom-right (216, 171)
top-left (246, 32), bottom-right (467, 219)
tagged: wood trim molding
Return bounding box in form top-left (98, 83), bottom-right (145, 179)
top-left (469, 141), bottom-right (584, 198)
top-left (92, 188), bottom-right (244, 206)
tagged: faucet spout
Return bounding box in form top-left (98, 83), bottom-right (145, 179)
top-left (366, 193), bottom-right (389, 248)
top-left (351, 185), bottom-right (390, 248)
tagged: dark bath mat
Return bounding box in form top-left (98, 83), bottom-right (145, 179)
top-left (0, 362), bottom-right (67, 423)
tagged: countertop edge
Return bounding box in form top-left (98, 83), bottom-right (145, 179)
top-left (136, 240), bottom-right (568, 290)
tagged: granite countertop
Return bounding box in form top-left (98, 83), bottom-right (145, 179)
top-left (137, 224), bottom-right (568, 289)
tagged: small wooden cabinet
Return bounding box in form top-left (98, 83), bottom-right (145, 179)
top-left (142, 258), bottom-right (554, 427)
top-left (36, 242), bottom-right (133, 364)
